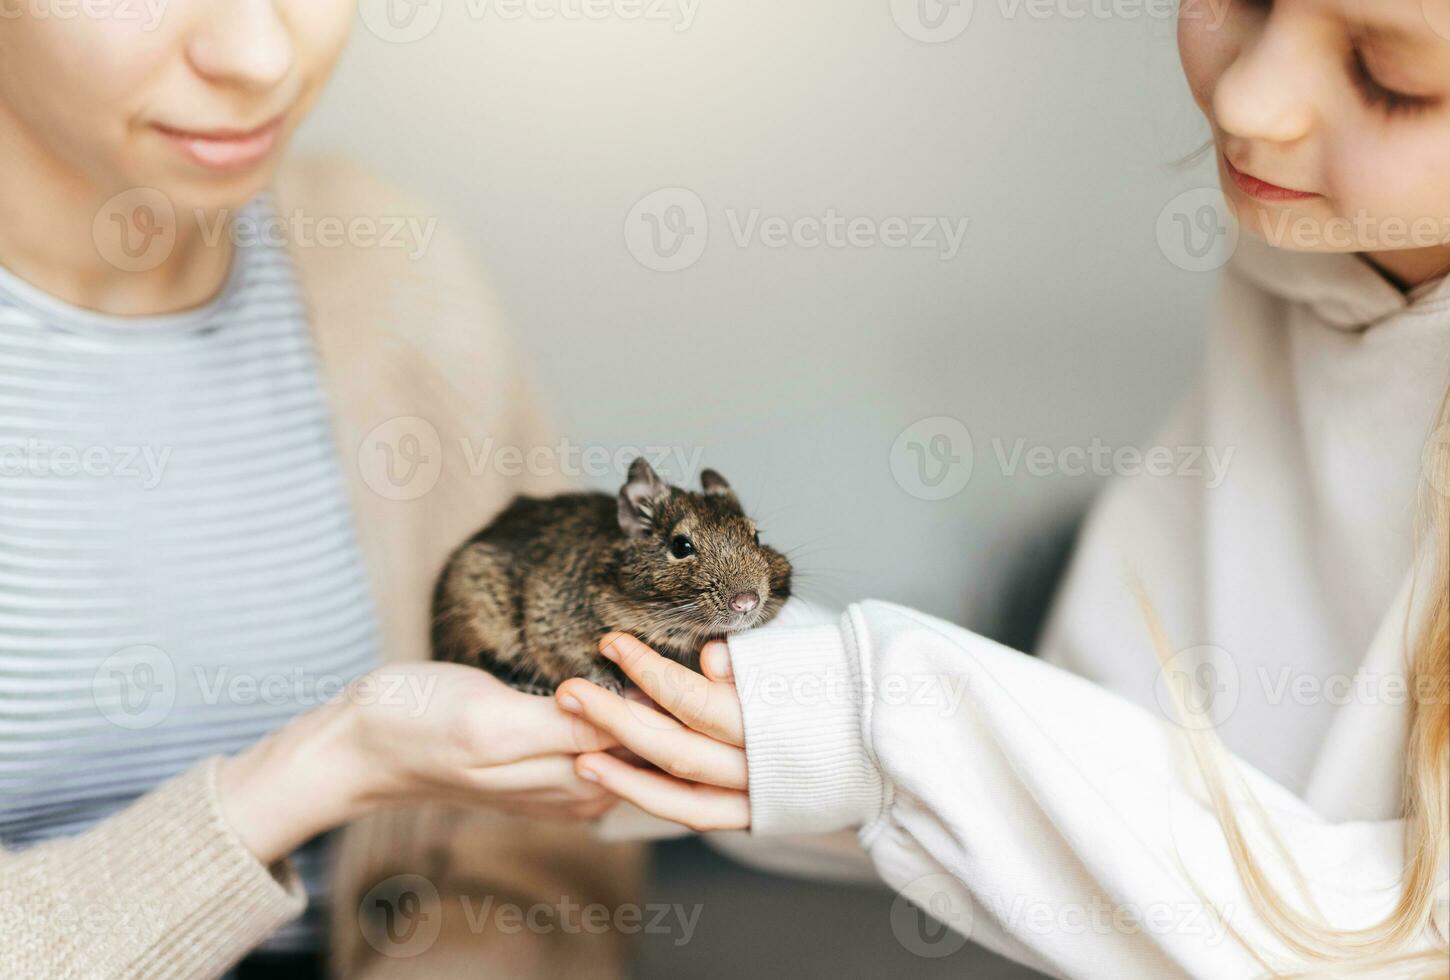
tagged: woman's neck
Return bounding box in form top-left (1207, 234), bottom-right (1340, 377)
top-left (0, 106), bottom-right (235, 318)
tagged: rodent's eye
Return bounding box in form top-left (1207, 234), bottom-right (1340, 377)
top-left (669, 535), bottom-right (695, 559)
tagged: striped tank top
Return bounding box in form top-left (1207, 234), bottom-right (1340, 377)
top-left (0, 197), bottom-right (382, 952)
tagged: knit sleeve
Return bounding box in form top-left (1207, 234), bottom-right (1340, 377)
top-left (729, 601), bottom-right (1445, 977)
top-left (0, 757), bottom-right (304, 980)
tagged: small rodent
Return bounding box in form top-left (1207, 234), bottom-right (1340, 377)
top-left (431, 458), bottom-right (792, 694)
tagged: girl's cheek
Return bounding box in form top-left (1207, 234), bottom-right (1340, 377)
top-left (1178, 5), bottom-right (1245, 118)
top-left (1326, 124), bottom-right (1450, 237)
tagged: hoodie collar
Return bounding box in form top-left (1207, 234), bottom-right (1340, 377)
top-left (1228, 230), bottom-right (1450, 331)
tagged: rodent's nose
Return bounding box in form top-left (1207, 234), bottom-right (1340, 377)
top-left (730, 591), bottom-right (760, 614)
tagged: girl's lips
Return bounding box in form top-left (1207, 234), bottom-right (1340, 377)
top-left (155, 117), bottom-right (284, 173)
top-left (1224, 156), bottom-right (1319, 202)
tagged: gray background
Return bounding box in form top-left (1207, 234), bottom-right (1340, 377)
top-left (297, 1), bottom-right (1220, 974)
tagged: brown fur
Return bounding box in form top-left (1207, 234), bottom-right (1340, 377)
top-left (431, 459), bottom-right (792, 693)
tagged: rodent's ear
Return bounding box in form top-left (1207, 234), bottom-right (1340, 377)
top-left (701, 469), bottom-right (741, 507)
top-left (618, 457), bottom-right (669, 539)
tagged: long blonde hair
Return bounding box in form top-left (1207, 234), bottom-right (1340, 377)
top-left (1143, 389), bottom-right (1450, 977)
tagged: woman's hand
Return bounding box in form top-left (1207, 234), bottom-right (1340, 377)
top-left (555, 634), bottom-right (752, 832)
top-left (219, 662), bottom-right (620, 864)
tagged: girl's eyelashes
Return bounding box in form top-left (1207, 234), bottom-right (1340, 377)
top-left (1349, 48), bottom-right (1438, 118)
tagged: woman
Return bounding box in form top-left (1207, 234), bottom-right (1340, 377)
top-left (0, 5), bottom-right (640, 979)
top-left (558, 0), bottom-right (1450, 975)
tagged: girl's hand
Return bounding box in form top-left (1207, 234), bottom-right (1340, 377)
top-left (219, 662), bottom-right (620, 864)
top-left (555, 634), bottom-right (751, 832)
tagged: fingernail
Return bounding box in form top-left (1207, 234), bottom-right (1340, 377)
top-left (558, 694), bottom-right (583, 714)
top-left (599, 640), bottom-right (620, 662)
top-left (578, 768), bottom-right (599, 783)
top-left (704, 646), bottom-right (733, 679)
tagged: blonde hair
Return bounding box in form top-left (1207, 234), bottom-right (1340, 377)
top-left (1141, 389), bottom-right (1449, 977)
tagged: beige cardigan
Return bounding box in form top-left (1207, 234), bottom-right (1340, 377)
top-left (0, 159), bottom-right (642, 980)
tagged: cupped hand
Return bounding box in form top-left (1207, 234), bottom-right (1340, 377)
top-left (555, 634), bottom-right (751, 832)
top-left (220, 661), bottom-right (621, 863)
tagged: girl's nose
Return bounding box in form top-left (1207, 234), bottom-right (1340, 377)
top-left (1212, 21), bottom-right (1315, 146)
top-left (188, 0), bottom-right (294, 91)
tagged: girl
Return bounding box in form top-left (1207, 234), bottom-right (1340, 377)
top-left (0, 4), bottom-right (641, 978)
top-left (557, 0), bottom-right (1450, 975)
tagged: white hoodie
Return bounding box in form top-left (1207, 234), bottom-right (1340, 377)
top-left (725, 234), bottom-right (1450, 978)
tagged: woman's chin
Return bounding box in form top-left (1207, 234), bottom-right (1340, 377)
top-left (123, 146), bottom-right (285, 219)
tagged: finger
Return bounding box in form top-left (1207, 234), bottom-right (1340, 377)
top-left (557, 679), bottom-right (748, 790)
top-left (599, 633), bottom-right (744, 745)
top-left (464, 755), bottom-right (611, 801)
top-left (496, 689), bottom-right (621, 757)
top-left (700, 641), bottom-right (734, 682)
top-left (576, 753), bottom-right (750, 832)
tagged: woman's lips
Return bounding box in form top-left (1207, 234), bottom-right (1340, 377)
top-left (1223, 156), bottom-right (1319, 202)
top-left (155, 116), bottom-right (285, 172)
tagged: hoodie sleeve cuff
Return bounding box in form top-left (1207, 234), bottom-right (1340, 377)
top-left (728, 618), bottom-right (886, 836)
